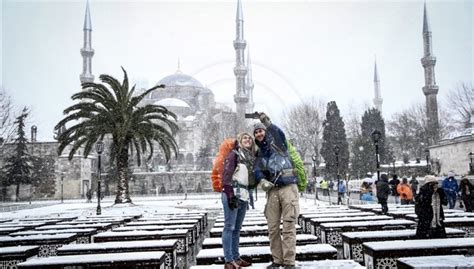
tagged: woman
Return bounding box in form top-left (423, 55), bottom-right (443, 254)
top-left (221, 133), bottom-right (256, 269)
top-left (459, 177), bottom-right (473, 212)
top-left (397, 177), bottom-right (414, 205)
top-left (415, 175), bottom-right (447, 239)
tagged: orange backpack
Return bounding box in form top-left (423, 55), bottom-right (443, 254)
top-left (211, 138), bottom-right (237, 192)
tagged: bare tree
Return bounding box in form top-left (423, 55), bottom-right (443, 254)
top-left (283, 97), bottom-right (326, 161)
top-left (0, 87), bottom-right (15, 145)
top-left (445, 82), bottom-right (473, 130)
top-left (388, 102), bottom-right (452, 160)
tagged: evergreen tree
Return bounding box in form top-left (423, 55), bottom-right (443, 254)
top-left (320, 101), bottom-right (349, 180)
top-left (4, 108), bottom-right (32, 202)
top-left (350, 135), bottom-right (372, 178)
top-left (361, 108), bottom-right (388, 162)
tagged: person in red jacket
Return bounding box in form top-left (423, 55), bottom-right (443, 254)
top-left (397, 177), bottom-right (414, 205)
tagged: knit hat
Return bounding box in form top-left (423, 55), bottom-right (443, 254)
top-left (253, 122), bottom-right (266, 134)
top-left (424, 175), bottom-right (438, 185)
top-left (447, 171), bottom-right (455, 178)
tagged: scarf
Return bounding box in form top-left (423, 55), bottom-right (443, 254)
top-left (236, 147), bottom-right (256, 173)
top-left (431, 190), bottom-right (441, 228)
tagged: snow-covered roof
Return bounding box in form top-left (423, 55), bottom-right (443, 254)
top-left (154, 98), bottom-right (190, 108)
top-left (157, 73), bottom-right (204, 88)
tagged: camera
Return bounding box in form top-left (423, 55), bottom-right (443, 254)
top-left (244, 111), bottom-right (260, 119)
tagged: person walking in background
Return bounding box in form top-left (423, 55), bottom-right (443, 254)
top-left (442, 171), bottom-right (459, 209)
top-left (376, 174), bottom-right (390, 214)
top-left (221, 133), bottom-right (256, 269)
top-left (397, 176), bottom-right (414, 205)
top-left (320, 178), bottom-right (329, 197)
top-left (410, 175), bottom-right (419, 197)
top-left (337, 180), bottom-right (346, 205)
top-left (253, 112), bottom-right (300, 269)
top-left (415, 175), bottom-right (447, 239)
top-left (389, 174), bottom-right (400, 204)
top-left (459, 177), bottom-right (473, 212)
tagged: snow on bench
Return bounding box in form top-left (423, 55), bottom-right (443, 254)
top-left (93, 230), bottom-right (190, 254)
top-left (0, 227), bottom-right (27, 236)
top-left (0, 221), bottom-right (48, 229)
top-left (196, 244), bottom-right (337, 265)
top-left (147, 211), bottom-right (208, 232)
top-left (443, 217), bottom-right (474, 237)
top-left (10, 228), bottom-right (98, 244)
top-left (309, 215), bottom-right (393, 239)
top-left (405, 211), bottom-right (474, 221)
top-left (58, 218), bottom-right (126, 229)
top-left (36, 223), bottom-right (113, 232)
top-left (299, 211), bottom-right (374, 233)
top-left (363, 237), bottom-right (474, 269)
top-left (17, 250), bottom-right (166, 269)
top-left (0, 233), bottom-right (77, 257)
top-left (127, 219), bottom-right (201, 233)
top-left (85, 213), bottom-right (142, 220)
top-left (0, 246), bottom-right (39, 269)
top-left (341, 228), bottom-right (466, 263)
top-left (57, 239), bottom-right (178, 269)
top-left (209, 224), bottom-right (302, 238)
top-left (319, 219), bottom-right (416, 247)
top-left (190, 260), bottom-right (365, 269)
top-left (397, 254), bottom-right (474, 269)
top-left (113, 224), bottom-right (197, 245)
top-left (202, 234), bottom-right (318, 249)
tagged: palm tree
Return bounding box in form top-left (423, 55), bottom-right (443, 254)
top-left (55, 67), bottom-right (178, 204)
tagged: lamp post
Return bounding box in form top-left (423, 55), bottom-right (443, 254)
top-left (311, 154), bottom-right (318, 201)
top-left (469, 152), bottom-right (474, 175)
top-left (96, 141), bottom-right (104, 215)
top-left (60, 172), bottom-right (65, 203)
top-left (334, 145), bottom-right (341, 204)
top-left (371, 130), bottom-right (381, 182)
top-left (425, 149), bottom-right (431, 174)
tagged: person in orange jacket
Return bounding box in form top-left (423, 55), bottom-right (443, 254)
top-left (397, 176), bottom-right (414, 205)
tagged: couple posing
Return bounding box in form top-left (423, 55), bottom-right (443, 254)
top-left (221, 112), bottom-right (300, 269)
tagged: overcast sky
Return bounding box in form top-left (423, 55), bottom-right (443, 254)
top-left (1, 0), bottom-right (472, 141)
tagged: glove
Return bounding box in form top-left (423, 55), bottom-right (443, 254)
top-left (258, 112), bottom-right (271, 127)
top-left (229, 196), bottom-right (239, 210)
top-left (223, 185), bottom-right (234, 200)
top-left (260, 179), bottom-right (274, 192)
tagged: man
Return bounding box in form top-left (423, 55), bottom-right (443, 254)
top-left (442, 171), bottom-right (459, 209)
top-left (389, 174), bottom-right (401, 204)
top-left (376, 174), bottom-right (390, 214)
top-left (337, 180), bottom-right (346, 205)
top-left (253, 112), bottom-right (299, 269)
top-left (320, 178), bottom-right (329, 196)
top-left (409, 175), bottom-right (419, 197)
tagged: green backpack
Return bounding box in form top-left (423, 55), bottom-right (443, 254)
top-left (287, 141), bottom-right (308, 192)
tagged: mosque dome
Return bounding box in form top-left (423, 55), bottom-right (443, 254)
top-left (155, 98), bottom-right (190, 108)
top-left (157, 72), bottom-right (204, 88)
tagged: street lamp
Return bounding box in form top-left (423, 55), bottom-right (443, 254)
top-left (469, 152), bottom-right (474, 175)
top-left (96, 140), bottom-right (104, 215)
top-left (60, 172), bottom-right (65, 203)
top-left (334, 145), bottom-right (341, 204)
top-left (311, 154), bottom-right (318, 201)
top-left (424, 149), bottom-right (430, 174)
top-left (311, 154), bottom-right (317, 177)
top-left (371, 130), bottom-right (381, 182)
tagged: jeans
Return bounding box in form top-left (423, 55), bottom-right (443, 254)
top-left (447, 194), bottom-right (456, 209)
top-left (221, 193), bottom-right (248, 262)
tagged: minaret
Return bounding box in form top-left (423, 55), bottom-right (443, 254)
top-left (421, 2), bottom-right (440, 145)
top-left (373, 59), bottom-right (383, 112)
top-left (80, 0), bottom-right (94, 84)
top-left (233, 0), bottom-right (248, 131)
top-left (246, 46), bottom-right (255, 113)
